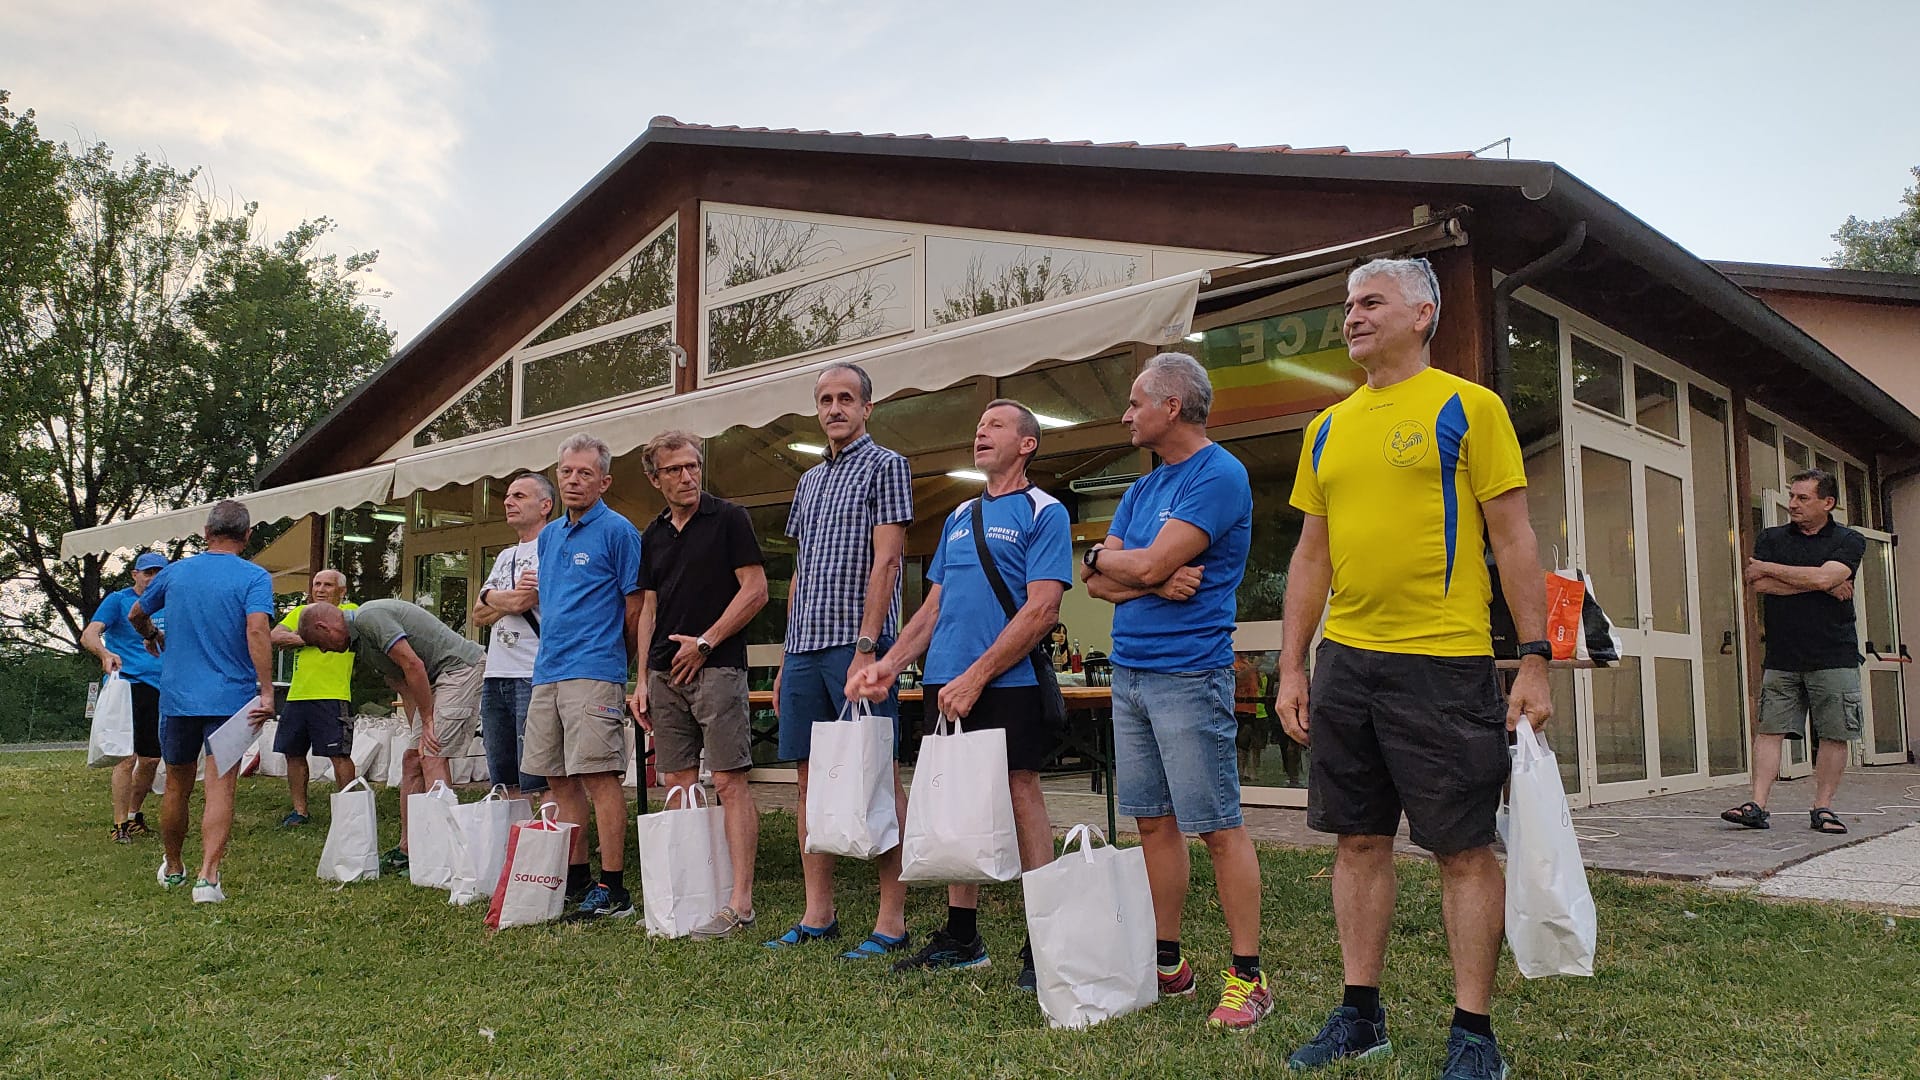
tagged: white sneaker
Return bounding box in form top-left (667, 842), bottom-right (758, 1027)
top-left (192, 878), bottom-right (225, 903)
top-left (157, 858), bottom-right (185, 888)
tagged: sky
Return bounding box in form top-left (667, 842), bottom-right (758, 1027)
top-left (6, 0), bottom-right (1917, 345)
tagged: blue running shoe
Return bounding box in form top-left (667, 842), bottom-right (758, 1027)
top-left (1439, 1027), bottom-right (1507, 1080)
top-left (891, 930), bottom-right (988, 973)
top-left (1017, 943), bottom-right (1037, 993)
top-left (839, 930), bottom-right (911, 962)
top-left (1288, 1006), bottom-right (1392, 1070)
top-left (562, 882), bottom-right (634, 923)
top-left (764, 919), bottom-right (840, 949)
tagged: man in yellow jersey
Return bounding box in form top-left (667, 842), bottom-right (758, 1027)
top-left (1277, 258), bottom-right (1551, 1080)
top-left (268, 569), bottom-right (358, 827)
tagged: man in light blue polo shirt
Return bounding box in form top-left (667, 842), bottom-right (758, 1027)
top-left (128, 499), bottom-right (276, 905)
top-left (1083, 352), bottom-right (1269, 1031)
top-left (521, 433), bottom-right (643, 922)
top-left (81, 551), bottom-right (169, 843)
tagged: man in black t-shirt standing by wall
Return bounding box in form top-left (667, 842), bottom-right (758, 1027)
top-left (627, 430), bottom-right (770, 939)
top-left (1724, 469), bottom-right (1867, 836)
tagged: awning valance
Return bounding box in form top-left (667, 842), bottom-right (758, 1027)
top-left (57, 464), bottom-right (395, 560)
top-left (388, 269), bottom-right (1206, 496)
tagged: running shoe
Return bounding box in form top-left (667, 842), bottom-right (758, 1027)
top-left (1287, 1006), bottom-right (1392, 1070)
top-left (112, 822), bottom-right (133, 844)
top-left (690, 906), bottom-right (756, 940)
top-left (838, 930), bottom-right (911, 962)
top-left (156, 858), bottom-right (187, 889)
top-left (1207, 968), bottom-right (1274, 1031)
top-left (127, 813), bottom-right (153, 837)
top-left (1439, 1027), bottom-right (1508, 1080)
top-left (192, 878), bottom-right (226, 904)
top-left (1157, 957), bottom-right (1196, 997)
top-left (764, 919), bottom-right (840, 949)
top-left (891, 930), bottom-right (989, 973)
top-left (562, 882), bottom-right (635, 923)
top-left (1017, 943), bottom-right (1037, 993)
top-left (380, 847), bottom-right (409, 873)
top-left (279, 810), bottom-right (310, 828)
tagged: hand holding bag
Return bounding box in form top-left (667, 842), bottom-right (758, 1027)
top-left (449, 785), bottom-right (533, 906)
top-left (406, 780), bottom-right (464, 889)
top-left (1503, 719), bottom-right (1597, 978)
top-left (317, 776), bottom-right (381, 883)
top-left (486, 802), bottom-right (578, 929)
top-left (1022, 824), bottom-right (1157, 1029)
top-left (638, 784), bottom-right (736, 937)
top-left (900, 713), bottom-right (1021, 884)
top-left (87, 675), bottom-right (135, 768)
top-left (803, 699), bottom-right (899, 859)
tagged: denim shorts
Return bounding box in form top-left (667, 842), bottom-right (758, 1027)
top-left (777, 643), bottom-right (899, 762)
top-left (1111, 664), bottom-right (1242, 833)
top-left (481, 677), bottom-right (545, 793)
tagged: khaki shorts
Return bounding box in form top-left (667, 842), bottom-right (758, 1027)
top-left (648, 667), bottom-right (752, 775)
top-left (1758, 667), bottom-right (1863, 743)
top-left (523, 678), bottom-right (630, 778)
top-left (421, 661), bottom-right (484, 758)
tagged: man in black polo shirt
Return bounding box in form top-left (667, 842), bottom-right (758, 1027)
top-left (1724, 469), bottom-right (1866, 835)
top-left (627, 429), bottom-right (770, 938)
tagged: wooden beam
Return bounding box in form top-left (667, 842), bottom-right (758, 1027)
top-left (1429, 243), bottom-right (1490, 384)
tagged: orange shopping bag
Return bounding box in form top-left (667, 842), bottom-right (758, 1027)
top-left (1544, 571), bottom-right (1585, 661)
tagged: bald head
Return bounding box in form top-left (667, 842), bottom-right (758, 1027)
top-left (297, 602), bottom-right (351, 652)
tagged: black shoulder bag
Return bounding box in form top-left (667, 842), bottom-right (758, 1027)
top-left (970, 495), bottom-right (1067, 728)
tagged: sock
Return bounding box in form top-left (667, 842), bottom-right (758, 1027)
top-left (566, 862), bottom-right (590, 894)
top-left (945, 904), bottom-right (978, 942)
top-left (1156, 940), bottom-right (1181, 969)
top-left (1452, 1007), bottom-right (1494, 1039)
top-left (601, 867), bottom-right (624, 892)
top-left (1231, 954), bottom-right (1262, 981)
top-left (1343, 985), bottom-right (1382, 1021)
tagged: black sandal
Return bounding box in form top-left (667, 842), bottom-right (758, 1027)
top-left (1810, 807), bottom-right (1849, 834)
top-left (1721, 801), bottom-right (1770, 829)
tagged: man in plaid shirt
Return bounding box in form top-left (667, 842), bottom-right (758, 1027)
top-left (765, 362), bottom-right (916, 961)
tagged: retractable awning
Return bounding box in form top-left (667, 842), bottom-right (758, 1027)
top-left (57, 464), bottom-right (395, 560)
top-left (387, 269), bottom-right (1206, 496)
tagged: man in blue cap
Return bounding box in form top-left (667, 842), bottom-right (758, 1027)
top-left (81, 551), bottom-right (170, 844)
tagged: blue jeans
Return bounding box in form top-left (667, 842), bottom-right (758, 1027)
top-left (1111, 664), bottom-right (1242, 833)
top-left (777, 643), bottom-right (899, 761)
top-left (481, 677), bottom-right (545, 794)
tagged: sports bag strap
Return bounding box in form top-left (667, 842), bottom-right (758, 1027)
top-left (969, 495), bottom-right (1054, 689)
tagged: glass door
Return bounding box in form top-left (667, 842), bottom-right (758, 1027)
top-left (1574, 423), bottom-right (1711, 800)
top-left (1854, 526), bottom-right (1908, 766)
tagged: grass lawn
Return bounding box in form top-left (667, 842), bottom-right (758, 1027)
top-left (3, 750), bottom-right (1917, 1079)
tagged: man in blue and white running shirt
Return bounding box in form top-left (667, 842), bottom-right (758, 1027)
top-left (129, 500), bottom-right (276, 904)
top-left (82, 551), bottom-right (168, 843)
top-left (850, 399), bottom-right (1073, 990)
top-left (1082, 352), bottom-right (1270, 1031)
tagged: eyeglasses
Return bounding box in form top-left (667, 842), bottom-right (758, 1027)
top-left (654, 463), bottom-right (701, 479)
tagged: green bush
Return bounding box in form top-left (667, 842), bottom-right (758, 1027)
top-left (0, 649), bottom-right (100, 744)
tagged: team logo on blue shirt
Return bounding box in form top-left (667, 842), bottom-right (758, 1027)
top-left (572, 552), bottom-right (590, 566)
top-left (1385, 420), bottom-right (1430, 467)
top-left (948, 527), bottom-right (970, 542)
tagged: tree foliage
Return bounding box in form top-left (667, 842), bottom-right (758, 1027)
top-left (0, 91), bottom-right (393, 651)
top-left (1829, 165), bottom-right (1920, 274)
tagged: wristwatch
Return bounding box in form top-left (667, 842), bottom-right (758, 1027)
top-left (695, 636), bottom-right (713, 657)
top-left (1082, 546), bottom-right (1102, 571)
top-left (1516, 640), bottom-right (1552, 662)
top-left (855, 635), bottom-right (877, 655)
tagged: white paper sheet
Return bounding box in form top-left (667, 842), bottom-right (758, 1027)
top-left (207, 697), bottom-right (265, 777)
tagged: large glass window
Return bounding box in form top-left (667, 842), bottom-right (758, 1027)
top-left (704, 212), bottom-right (908, 293)
top-left (1746, 415), bottom-right (1780, 539)
top-left (530, 224), bottom-right (674, 346)
top-left (1571, 337), bottom-right (1625, 417)
top-left (744, 503), bottom-right (796, 648)
top-left (707, 258), bottom-right (913, 374)
top-left (413, 551), bottom-right (471, 636)
top-left (925, 237), bottom-right (1142, 326)
top-left (521, 322), bottom-right (674, 418)
top-left (998, 354), bottom-right (1134, 429)
top-left (414, 362), bottom-right (511, 448)
top-left (1690, 389), bottom-right (1747, 777)
top-left (1219, 430), bottom-right (1306, 624)
top-left (1508, 301), bottom-right (1567, 570)
top-left (1632, 364), bottom-right (1680, 439)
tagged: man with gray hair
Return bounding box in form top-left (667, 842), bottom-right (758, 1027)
top-left (473, 472), bottom-right (555, 801)
top-left (522, 433), bottom-right (643, 921)
top-left (128, 499), bottom-right (276, 904)
top-left (1278, 257), bottom-right (1549, 1079)
top-left (1081, 352), bottom-right (1268, 1030)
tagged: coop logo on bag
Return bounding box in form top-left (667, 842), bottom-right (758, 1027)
top-left (513, 871), bottom-right (563, 890)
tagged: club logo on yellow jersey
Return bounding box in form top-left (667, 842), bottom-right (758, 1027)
top-left (1384, 420), bottom-right (1430, 467)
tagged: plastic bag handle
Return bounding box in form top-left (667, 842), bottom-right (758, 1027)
top-left (1512, 718), bottom-right (1550, 765)
top-left (481, 783), bottom-right (508, 803)
top-left (836, 697), bottom-right (879, 724)
top-left (932, 712), bottom-right (966, 737)
top-left (1061, 823), bottom-right (1108, 861)
top-left (661, 784), bottom-right (710, 810)
top-left (529, 801), bottom-right (563, 830)
top-left (339, 775), bottom-right (373, 794)
top-left (425, 779), bottom-right (453, 798)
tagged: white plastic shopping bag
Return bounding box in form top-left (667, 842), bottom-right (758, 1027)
top-left (407, 780), bottom-right (465, 889)
top-left (486, 802), bottom-right (577, 929)
top-left (449, 785), bottom-right (533, 906)
top-left (318, 776), bottom-right (381, 883)
top-left (386, 726), bottom-right (417, 786)
top-left (350, 721), bottom-right (389, 780)
top-left (637, 785), bottom-right (735, 938)
top-left (252, 720), bottom-right (288, 777)
top-left (1504, 719), bottom-right (1597, 978)
top-left (803, 700), bottom-right (899, 859)
top-left (1023, 824), bottom-right (1156, 1030)
top-left (88, 675), bottom-right (135, 768)
top-left (900, 714), bottom-right (1020, 884)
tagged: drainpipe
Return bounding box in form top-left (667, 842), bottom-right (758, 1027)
top-left (1492, 222), bottom-right (1588, 402)
top-left (1879, 461), bottom-right (1920, 540)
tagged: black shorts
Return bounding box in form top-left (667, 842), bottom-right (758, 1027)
top-left (1305, 640), bottom-right (1509, 855)
top-left (920, 683), bottom-right (1061, 773)
top-left (275, 699), bottom-right (353, 758)
top-left (129, 680), bottom-right (162, 760)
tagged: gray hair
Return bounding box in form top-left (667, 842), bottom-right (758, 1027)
top-left (984, 398), bottom-right (1042, 459)
top-left (816, 362), bottom-right (873, 403)
top-left (312, 568), bottom-right (347, 588)
top-left (508, 471), bottom-right (556, 506)
top-left (1140, 353), bottom-right (1214, 426)
top-left (1348, 257), bottom-right (1442, 342)
top-left (205, 499), bottom-right (251, 542)
top-left (556, 432), bottom-right (612, 474)
top-left (641, 429), bottom-right (705, 477)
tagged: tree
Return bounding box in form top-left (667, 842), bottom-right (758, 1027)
top-left (1829, 165), bottom-right (1920, 274)
top-left (0, 91), bottom-right (393, 651)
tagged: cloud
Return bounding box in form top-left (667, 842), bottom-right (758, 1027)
top-left (2, 0), bottom-right (488, 335)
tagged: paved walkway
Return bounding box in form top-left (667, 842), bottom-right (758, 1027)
top-left (1756, 824), bottom-right (1920, 909)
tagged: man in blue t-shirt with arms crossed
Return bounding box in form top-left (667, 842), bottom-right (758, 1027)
top-left (129, 500), bottom-right (276, 904)
top-left (849, 399), bottom-right (1073, 990)
top-left (1082, 352), bottom-right (1267, 1031)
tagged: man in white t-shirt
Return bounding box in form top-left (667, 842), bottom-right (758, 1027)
top-left (472, 472), bottom-right (554, 799)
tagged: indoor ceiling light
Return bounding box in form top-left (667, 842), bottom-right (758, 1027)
top-left (341, 533), bottom-right (374, 544)
top-left (788, 442), bottom-right (826, 456)
top-left (1184, 332), bottom-right (1205, 342)
top-left (1030, 412), bottom-right (1074, 429)
top-left (946, 469), bottom-right (988, 482)
top-left (369, 510), bottom-right (407, 523)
